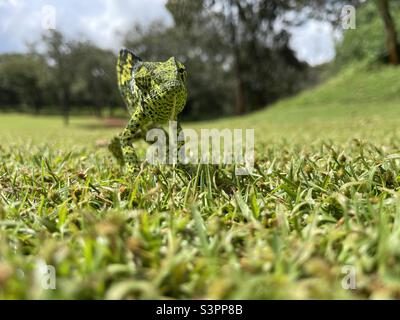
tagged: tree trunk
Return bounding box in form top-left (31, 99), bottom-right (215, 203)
top-left (60, 89), bottom-right (70, 126)
top-left (109, 103), bottom-right (115, 117)
top-left (94, 95), bottom-right (103, 119)
top-left (62, 105), bottom-right (69, 126)
top-left (33, 90), bottom-right (42, 115)
top-left (235, 72), bottom-right (245, 115)
top-left (228, 0), bottom-right (246, 115)
top-left (92, 102), bottom-right (103, 118)
top-left (377, 0), bottom-right (400, 65)
top-left (33, 100), bottom-right (41, 115)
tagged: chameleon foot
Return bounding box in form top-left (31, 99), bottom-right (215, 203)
top-left (108, 136), bottom-right (125, 166)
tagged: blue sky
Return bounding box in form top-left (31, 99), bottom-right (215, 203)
top-left (0, 0), bottom-right (336, 66)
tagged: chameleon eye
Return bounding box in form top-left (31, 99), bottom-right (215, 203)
top-left (178, 67), bottom-right (186, 82)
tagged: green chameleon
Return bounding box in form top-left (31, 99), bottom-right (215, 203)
top-left (109, 49), bottom-right (188, 173)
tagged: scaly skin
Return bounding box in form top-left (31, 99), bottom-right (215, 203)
top-left (109, 49), bottom-right (188, 173)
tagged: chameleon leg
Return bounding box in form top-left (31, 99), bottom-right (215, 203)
top-left (108, 136), bottom-right (125, 166)
top-left (120, 109), bottom-right (146, 173)
top-left (177, 121), bottom-right (186, 163)
top-left (177, 121), bottom-right (184, 145)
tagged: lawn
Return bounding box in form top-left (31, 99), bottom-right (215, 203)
top-left (1, 63), bottom-right (400, 299)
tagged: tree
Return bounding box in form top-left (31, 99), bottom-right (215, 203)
top-left (202, 0), bottom-right (309, 114)
top-left (40, 30), bottom-right (74, 125)
top-left (377, 0), bottom-right (399, 65)
top-left (0, 54), bottom-right (49, 114)
top-left (334, 1), bottom-right (400, 68)
top-left (304, 0), bottom-right (399, 66)
top-left (67, 41), bottom-right (120, 118)
top-left (34, 31), bottom-right (121, 123)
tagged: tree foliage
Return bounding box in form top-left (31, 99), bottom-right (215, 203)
top-left (335, 1), bottom-right (400, 67)
top-left (0, 31), bottom-right (121, 123)
top-left (0, 54), bottom-right (48, 113)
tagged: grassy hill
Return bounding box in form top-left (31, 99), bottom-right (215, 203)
top-left (213, 62), bottom-right (400, 135)
top-left (0, 63), bottom-right (400, 299)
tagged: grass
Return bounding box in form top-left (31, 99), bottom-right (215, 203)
top-left (1, 63), bottom-right (400, 299)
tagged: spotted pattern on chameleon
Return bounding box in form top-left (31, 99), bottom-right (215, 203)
top-left (108, 49), bottom-right (188, 173)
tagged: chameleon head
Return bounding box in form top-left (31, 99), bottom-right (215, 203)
top-left (117, 49), bottom-right (188, 119)
top-left (135, 56), bottom-right (188, 115)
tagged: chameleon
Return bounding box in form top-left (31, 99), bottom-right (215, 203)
top-left (109, 49), bottom-right (188, 173)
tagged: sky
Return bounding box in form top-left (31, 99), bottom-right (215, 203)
top-left (0, 0), bottom-right (336, 66)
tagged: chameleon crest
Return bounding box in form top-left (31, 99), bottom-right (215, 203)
top-left (116, 49), bottom-right (142, 114)
top-left (110, 49), bottom-right (188, 172)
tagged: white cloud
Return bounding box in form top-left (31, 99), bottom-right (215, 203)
top-left (0, 0), bottom-right (171, 53)
top-left (290, 20), bottom-right (336, 66)
top-left (74, 0), bottom-right (172, 50)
